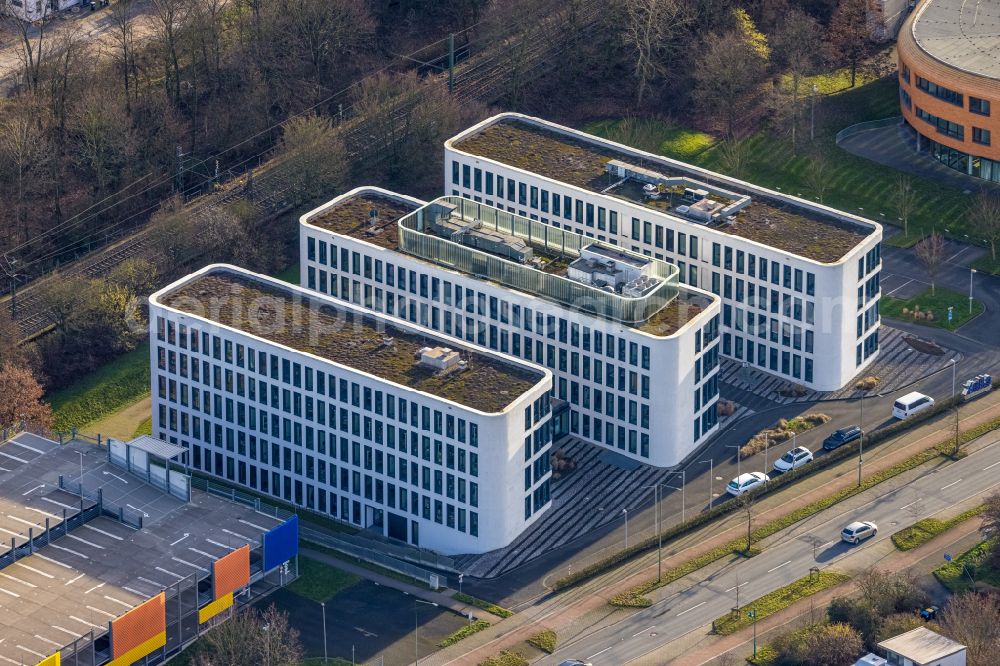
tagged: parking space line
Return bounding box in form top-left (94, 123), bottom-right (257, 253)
top-left (123, 586), bottom-right (146, 597)
top-left (69, 616), bottom-right (102, 628)
top-left (50, 543), bottom-right (89, 559)
top-left (104, 595), bottom-right (134, 608)
top-left (52, 626), bottom-right (81, 637)
top-left (138, 576), bottom-right (166, 588)
top-left (9, 440), bottom-right (44, 454)
top-left (41, 497), bottom-right (77, 510)
top-left (238, 518), bottom-right (269, 531)
top-left (188, 547), bottom-right (218, 560)
top-left (222, 529), bottom-right (257, 544)
top-left (8, 516), bottom-right (42, 529)
top-left (0, 572), bottom-right (35, 588)
top-left (33, 635), bottom-right (62, 647)
top-left (67, 534), bottom-right (105, 549)
top-left (0, 450), bottom-right (28, 463)
top-left (85, 582), bottom-right (105, 594)
top-left (15, 646), bottom-right (45, 659)
top-left (0, 653), bottom-right (20, 664)
top-left (86, 605), bottom-right (117, 619)
top-left (15, 563), bottom-right (54, 579)
top-left (0, 586), bottom-right (20, 597)
top-left (206, 539), bottom-right (235, 551)
top-left (0, 526), bottom-right (24, 538)
top-left (64, 573), bottom-right (86, 586)
top-left (83, 524), bottom-right (124, 540)
top-left (172, 556), bottom-right (209, 573)
top-left (155, 566), bottom-right (185, 579)
top-left (23, 507), bottom-right (59, 519)
top-left (34, 554), bottom-right (73, 569)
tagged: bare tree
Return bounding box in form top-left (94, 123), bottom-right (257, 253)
top-left (197, 605), bottom-right (303, 666)
top-left (914, 232), bottom-right (946, 295)
top-left (2, 3), bottom-right (50, 94)
top-left (0, 111), bottom-right (52, 245)
top-left (894, 174), bottom-right (917, 238)
top-left (938, 592), bottom-right (1000, 666)
top-left (109, 0), bottom-right (138, 114)
top-left (278, 114), bottom-right (348, 205)
top-left (968, 189), bottom-right (1000, 263)
top-left (151, 0), bottom-right (189, 105)
top-left (829, 0), bottom-right (875, 87)
top-left (803, 149), bottom-right (832, 203)
top-left (772, 8), bottom-right (822, 153)
top-left (717, 138), bottom-right (751, 178)
top-left (804, 623), bottom-right (863, 666)
top-left (620, 0), bottom-right (693, 105)
top-left (981, 490), bottom-right (1000, 566)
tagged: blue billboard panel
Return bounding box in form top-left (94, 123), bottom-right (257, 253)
top-left (262, 516), bottom-right (299, 572)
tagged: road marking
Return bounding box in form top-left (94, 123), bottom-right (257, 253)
top-left (15, 646), bottom-right (44, 658)
top-left (85, 583), bottom-right (106, 594)
top-left (222, 528), bottom-right (257, 544)
top-left (123, 585), bottom-right (146, 596)
top-left (724, 583), bottom-right (744, 592)
top-left (767, 560), bottom-right (792, 573)
top-left (0, 527), bottom-right (23, 538)
top-left (172, 556), bottom-right (209, 573)
top-left (50, 543), bottom-right (89, 559)
top-left (35, 553), bottom-right (73, 569)
top-left (0, 572), bottom-right (35, 588)
top-left (67, 534), bottom-right (104, 549)
top-left (104, 595), bottom-right (134, 608)
top-left (102, 471), bottom-right (128, 484)
top-left (206, 538), bottom-right (235, 551)
top-left (156, 566), bottom-right (185, 579)
top-left (0, 450), bottom-right (28, 463)
top-left (900, 500), bottom-right (921, 511)
top-left (23, 506), bottom-right (58, 519)
top-left (8, 516), bottom-right (40, 529)
top-left (677, 601), bottom-right (707, 616)
top-left (984, 461), bottom-right (1000, 471)
top-left (68, 616), bottom-right (102, 628)
top-left (238, 518), bottom-right (269, 531)
top-left (83, 524), bottom-right (124, 540)
top-left (52, 626), bottom-right (81, 637)
top-left (632, 625), bottom-right (656, 637)
top-left (126, 504), bottom-right (150, 518)
top-left (188, 547), bottom-right (217, 560)
top-left (42, 497), bottom-right (77, 510)
top-left (21, 484), bottom-right (45, 496)
top-left (885, 278), bottom-right (914, 296)
top-left (86, 605), bottom-right (117, 619)
top-left (64, 573), bottom-right (86, 586)
top-left (33, 635), bottom-right (61, 647)
top-left (941, 479), bottom-right (962, 491)
top-left (170, 533), bottom-right (190, 546)
top-left (10, 440), bottom-right (44, 454)
top-left (0, 656), bottom-right (19, 666)
top-left (138, 576), bottom-right (166, 588)
top-left (587, 647), bottom-right (613, 659)
top-left (16, 563), bottom-right (54, 579)
top-left (0, 587), bottom-right (19, 598)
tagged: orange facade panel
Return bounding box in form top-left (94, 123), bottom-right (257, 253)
top-left (213, 544), bottom-right (250, 600)
top-left (111, 592), bottom-right (166, 659)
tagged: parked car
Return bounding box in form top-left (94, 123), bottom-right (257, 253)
top-left (823, 425), bottom-right (862, 451)
top-left (773, 446), bottom-right (814, 473)
top-left (558, 661), bottom-right (594, 666)
top-left (726, 472), bottom-right (769, 496)
top-left (893, 392), bottom-right (935, 419)
top-left (919, 605), bottom-right (939, 621)
top-left (841, 521), bottom-right (878, 544)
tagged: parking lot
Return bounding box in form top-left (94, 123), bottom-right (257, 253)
top-left (0, 434), bottom-right (285, 663)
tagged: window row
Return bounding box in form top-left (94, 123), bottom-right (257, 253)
top-left (722, 334), bottom-right (815, 383)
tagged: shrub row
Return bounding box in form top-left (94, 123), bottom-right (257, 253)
top-left (526, 629), bottom-right (557, 654)
top-left (437, 619), bottom-right (491, 648)
top-left (891, 505), bottom-right (986, 551)
top-left (712, 571), bottom-right (851, 635)
top-left (553, 396), bottom-right (985, 592)
top-left (479, 650), bottom-right (528, 666)
top-left (452, 592), bottom-right (514, 618)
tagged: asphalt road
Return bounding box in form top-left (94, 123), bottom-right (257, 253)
top-left (541, 430), bottom-right (1000, 665)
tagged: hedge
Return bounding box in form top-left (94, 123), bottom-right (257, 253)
top-left (712, 571), bottom-right (851, 635)
top-left (526, 629), bottom-right (557, 654)
top-left (891, 505), bottom-right (986, 551)
top-left (933, 538), bottom-right (1000, 593)
top-left (452, 592), bottom-right (514, 618)
top-left (437, 619), bottom-right (491, 648)
top-left (552, 396), bottom-right (994, 592)
top-left (479, 650), bottom-right (528, 666)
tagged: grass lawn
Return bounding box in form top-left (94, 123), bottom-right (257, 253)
top-left (971, 254), bottom-right (1000, 276)
top-left (881, 287), bottom-right (985, 331)
top-left (713, 570), bottom-right (851, 635)
top-left (275, 263), bottom-right (300, 284)
top-left (585, 76), bottom-right (977, 244)
top-left (286, 557), bottom-right (361, 603)
top-left (933, 539), bottom-right (1000, 593)
top-left (891, 505), bottom-right (985, 551)
top-left (47, 341), bottom-right (151, 432)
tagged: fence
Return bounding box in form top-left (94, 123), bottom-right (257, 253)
top-left (0, 500), bottom-right (101, 572)
top-left (835, 116), bottom-right (902, 144)
top-left (58, 475), bottom-right (145, 530)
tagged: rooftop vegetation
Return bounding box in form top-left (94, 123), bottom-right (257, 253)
top-left (307, 194), bottom-right (419, 251)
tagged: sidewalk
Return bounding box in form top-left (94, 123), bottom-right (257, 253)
top-left (300, 547), bottom-right (505, 622)
top-left (665, 515), bottom-right (985, 666)
top-left (419, 390), bottom-right (1000, 666)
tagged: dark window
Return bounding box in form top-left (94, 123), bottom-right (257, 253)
top-left (973, 127), bottom-right (991, 146)
top-left (916, 76), bottom-right (963, 106)
top-left (970, 97), bottom-right (991, 116)
top-left (915, 107), bottom-right (964, 140)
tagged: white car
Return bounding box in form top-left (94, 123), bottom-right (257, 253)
top-left (773, 446), bottom-right (814, 473)
top-left (726, 472), bottom-right (769, 496)
top-left (841, 521), bottom-right (878, 545)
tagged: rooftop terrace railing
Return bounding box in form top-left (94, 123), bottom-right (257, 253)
top-left (399, 197), bottom-right (679, 324)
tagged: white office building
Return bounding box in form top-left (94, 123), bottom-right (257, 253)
top-left (149, 264), bottom-right (553, 554)
top-left (445, 114), bottom-right (884, 392)
top-left (299, 187), bottom-right (722, 469)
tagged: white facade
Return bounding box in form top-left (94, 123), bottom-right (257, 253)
top-left (445, 114), bottom-right (884, 392)
top-left (149, 264), bottom-right (554, 555)
top-left (300, 188), bottom-right (722, 468)
top-left (6, 0), bottom-right (79, 22)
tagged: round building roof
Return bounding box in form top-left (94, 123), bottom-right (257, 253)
top-left (912, 0), bottom-right (1000, 79)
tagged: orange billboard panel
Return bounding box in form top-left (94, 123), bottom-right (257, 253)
top-left (111, 592), bottom-right (166, 660)
top-left (213, 544), bottom-right (250, 600)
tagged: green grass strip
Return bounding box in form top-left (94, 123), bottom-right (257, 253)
top-left (526, 629), bottom-right (556, 654)
top-left (933, 538), bottom-right (1000, 593)
top-left (452, 592), bottom-right (514, 618)
top-left (881, 287), bottom-right (985, 331)
top-left (713, 571), bottom-right (850, 635)
top-left (286, 557), bottom-right (361, 602)
top-left (891, 505), bottom-right (986, 551)
top-left (436, 619), bottom-right (490, 648)
top-left (48, 341), bottom-right (151, 432)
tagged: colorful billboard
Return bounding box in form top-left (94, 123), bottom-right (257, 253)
top-left (213, 544), bottom-right (250, 600)
top-left (262, 516), bottom-right (298, 572)
top-left (109, 592), bottom-right (166, 666)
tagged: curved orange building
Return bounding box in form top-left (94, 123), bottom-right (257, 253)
top-left (897, 0), bottom-right (1000, 182)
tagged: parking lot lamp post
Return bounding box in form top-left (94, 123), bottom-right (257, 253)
top-left (970, 268), bottom-right (977, 314)
top-left (810, 84), bottom-right (818, 141)
top-left (726, 444), bottom-right (741, 481)
top-left (320, 601), bottom-right (328, 665)
top-left (763, 434), bottom-right (769, 482)
top-left (664, 471), bottom-right (686, 523)
top-left (641, 483), bottom-right (662, 580)
top-left (951, 358), bottom-right (959, 455)
top-left (622, 508), bottom-right (629, 550)
top-left (858, 391), bottom-right (865, 487)
top-left (413, 599), bottom-right (438, 666)
top-left (698, 459), bottom-right (713, 508)
top-left (78, 451), bottom-right (84, 491)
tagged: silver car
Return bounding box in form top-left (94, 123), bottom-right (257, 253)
top-left (841, 521), bottom-right (878, 544)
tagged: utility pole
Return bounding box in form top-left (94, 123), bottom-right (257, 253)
top-left (175, 145), bottom-right (184, 192)
top-left (969, 268), bottom-right (977, 314)
top-left (951, 359), bottom-right (960, 455)
top-left (699, 458), bottom-right (713, 508)
top-left (810, 84), bottom-right (818, 141)
top-left (858, 391), bottom-right (865, 486)
top-left (321, 601), bottom-right (328, 665)
top-left (750, 608), bottom-right (758, 659)
top-left (622, 508), bottom-right (629, 549)
top-left (447, 33), bottom-right (455, 92)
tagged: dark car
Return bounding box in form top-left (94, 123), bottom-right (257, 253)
top-left (823, 425), bottom-right (862, 451)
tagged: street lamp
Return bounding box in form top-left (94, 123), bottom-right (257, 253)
top-left (641, 482), bottom-right (664, 581)
top-left (78, 451), bottom-right (85, 491)
top-left (622, 508), bottom-right (629, 550)
top-left (858, 391), bottom-right (866, 487)
top-left (413, 599), bottom-right (438, 666)
top-left (726, 444), bottom-right (742, 481)
top-left (810, 84), bottom-right (818, 141)
top-left (698, 458), bottom-right (714, 508)
top-left (664, 470), bottom-right (685, 523)
top-left (320, 601), bottom-right (328, 665)
top-left (950, 358), bottom-right (959, 455)
top-left (969, 268), bottom-right (977, 314)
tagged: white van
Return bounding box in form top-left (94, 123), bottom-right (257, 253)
top-left (892, 392), bottom-right (935, 419)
